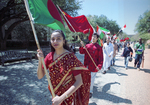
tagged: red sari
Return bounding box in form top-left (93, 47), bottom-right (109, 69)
top-left (43, 52), bottom-right (91, 105)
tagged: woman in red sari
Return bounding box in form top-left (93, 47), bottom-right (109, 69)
top-left (37, 30), bottom-right (91, 105)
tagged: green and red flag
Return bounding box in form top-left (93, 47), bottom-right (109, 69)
top-left (97, 39), bottom-right (104, 47)
top-left (28, 0), bottom-right (65, 35)
top-left (99, 27), bottom-right (110, 35)
top-left (96, 25), bottom-right (105, 39)
top-left (96, 25), bottom-right (104, 46)
top-left (113, 34), bottom-right (117, 39)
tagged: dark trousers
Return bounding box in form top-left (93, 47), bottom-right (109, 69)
top-left (134, 54), bottom-right (142, 68)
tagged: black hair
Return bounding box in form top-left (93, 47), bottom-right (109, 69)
top-left (50, 30), bottom-right (71, 52)
top-left (93, 33), bottom-right (99, 39)
top-left (92, 33), bottom-right (99, 43)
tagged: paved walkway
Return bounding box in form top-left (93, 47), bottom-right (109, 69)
top-left (0, 47), bottom-right (150, 105)
top-left (88, 47), bottom-right (150, 105)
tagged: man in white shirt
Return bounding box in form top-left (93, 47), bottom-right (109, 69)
top-left (102, 37), bottom-right (114, 74)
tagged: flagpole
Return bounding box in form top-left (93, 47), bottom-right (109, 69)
top-left (57, 5), bottom-right (98, 70)
top-left (24, 0), bottom-right (55, 98)
top-left (116, 25), bottom-right (126, 36)
top-left (116, 31), bottom-right (120, 36)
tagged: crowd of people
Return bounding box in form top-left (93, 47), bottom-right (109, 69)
top-left (36, 30), bottom-right (145, 105)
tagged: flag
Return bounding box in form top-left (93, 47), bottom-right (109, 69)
top-left (119, 24), bottom-right (126, 32)
top-left (106, 35), bottom-right (111, 39)
top-left (98, 39), bottom-right (104, 47)
top-left (99, 27), bottom-right (110, 35)
top-left (28, 0), bottom-right (65, 35)
top-left (96, 25), bottom-right (105, 39)
top-left (124, 37), bottom-right (129, 41)
top-left (60, 9), bottom-right (94, 41)
top-left (113, 34), bottom-right (117, 39)
top-left (122, 24), bottom-right (126, 30)
top-left (116, 37), bottom-right (120, 42)
top-left (120, 38), bottom-right (124, 42)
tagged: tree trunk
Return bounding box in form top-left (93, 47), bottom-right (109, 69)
top-left (0, 41), bottom-right (6, 50)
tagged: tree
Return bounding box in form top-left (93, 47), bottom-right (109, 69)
top-left (86, 15), bottom-right (120, 35)
top-left (135, 10), bottom-right (150, 34)
top-left (139, 33), bottom-right (150, 44)
top-left (0, 0), bottom-right (82, 50)
top-left (121, 33), bottom-right (128, 39)
top-left (52, 0), bottom-right (82, 16)
top-left (13, 21), bottom-right (48, 48)
top-left (134, 10), bottom-right (150, 43)
top-left (65, 14), bottom-right (121, 43)
top-left (130, 34), bottom-right (140, 42)
top-left (0, 0), bottom-right (28, 50)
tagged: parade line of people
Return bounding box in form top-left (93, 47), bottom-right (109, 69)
top-left (36, 30), bottom-right (145, 105)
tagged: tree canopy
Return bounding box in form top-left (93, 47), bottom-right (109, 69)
top-left (52, 0), bottom-right (82, 16)
top-left (0, 0), bottom-right (82, 50)
top-left (135, 10), bottom-right (150, 34)
top-left (86, 15), bottom-right (120, 35)
top-left (64, 14), bottom-right (122, 44)
top-left (132, 10), bottom-right (150, 43)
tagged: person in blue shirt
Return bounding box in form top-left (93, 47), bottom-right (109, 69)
top-left (122, 42), bottom-right (133, 69)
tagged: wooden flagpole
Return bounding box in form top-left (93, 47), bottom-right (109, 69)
top-left (57, 5), bottom-right (98, 69)
top-left (116, 31), bottom-right (120, 36)
top-left (24, 0), bottom-right (55, 98)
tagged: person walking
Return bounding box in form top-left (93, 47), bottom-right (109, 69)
top-left (134, 38), bottom-right (145, 71)
top-left (111, 39), bottom-right (118, 66)
top-left (102, 37), bottom-right (114, 74)
top-left (123, 40), bottom-right (127, 48)
top-left (79, 33), bottom-right (103, 98)
top-left (37, 30), bottom-right (91, 105)
top-left (122, 42), bottom-right (133, 69)
top-left (117, 42), bottom-right (120, 52)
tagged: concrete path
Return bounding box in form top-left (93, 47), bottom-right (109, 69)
top-left (0, 47), bottom-right (150, 105)
top-left (88, 50), bottom-right (132, 105)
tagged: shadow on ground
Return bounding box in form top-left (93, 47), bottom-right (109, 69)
top-left (0, 60), bottom-right (52, 105)
top-left (106, 65), bottom-right (128, 76)
top-left (141, 68), bottom-right (150, 73)
top-left (89, 83), bottom-right (132, 105)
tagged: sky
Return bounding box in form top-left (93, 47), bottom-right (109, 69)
top-left (78, 0), bottom-right (150, 35)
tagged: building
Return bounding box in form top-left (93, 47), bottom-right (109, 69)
top-left (127, 34), bottom-right (135, 38)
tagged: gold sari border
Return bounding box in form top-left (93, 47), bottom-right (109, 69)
top-left (72, 67), bottom-right (88, 71)
top-left (54, 69), bottom-right (71, 92)
top-left (54, 67), bottom-right (88, 92)
top-left (48, 52), bottom-right (71, 68)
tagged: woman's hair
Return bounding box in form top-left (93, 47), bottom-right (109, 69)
top-left (50, 30), bottom-right (71, 52)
